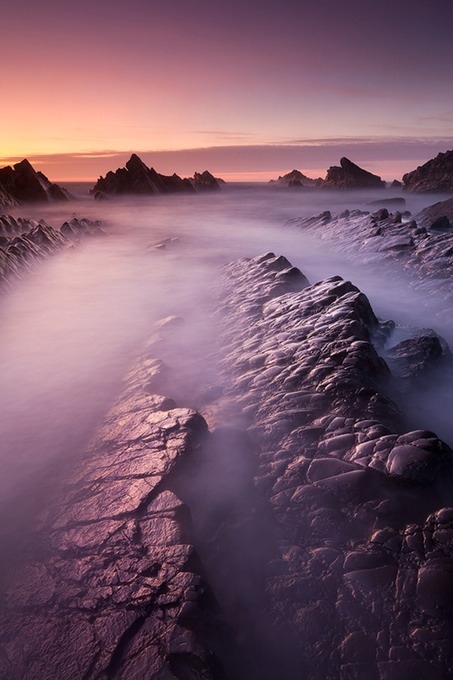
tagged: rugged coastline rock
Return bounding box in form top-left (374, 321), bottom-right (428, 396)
top-left (403, 150), bottom-right (453, 193)
top-left (289, 207), bottom-right (453, 322)
top-left (0, 215), bottom-right (104, 288)
top-left (0, 159), bottom-right (72, 204)
top-left (269, 169), bottom-right (321, 188)
top-left (322, 157), bottom-right (385, 190)
top-left (211, 254), bottom-right (453, 678)
top-left (91, 153), bottom-right (195, 199)
top-left (189, 170), bottom-right (222, 190)
top-left (0, 346), bottom-right (221, 680)
top-left (415, 196), bottom-right (453, 231)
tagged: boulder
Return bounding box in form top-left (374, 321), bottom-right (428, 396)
top-left (403, 150), bottom-right (453, 192)
top-left (0, 159), bottom-right (72, 204)
top-left (415, 197), bottom-right (453, 231)
top-left (322, 157), bottom-right (385, 189)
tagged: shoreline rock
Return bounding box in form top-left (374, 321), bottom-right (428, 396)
top-left (403, 150), bottom-right (453, 193)
top-left (0, 159), bottom-right (72, 204)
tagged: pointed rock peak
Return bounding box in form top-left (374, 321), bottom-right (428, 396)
top-left (126, 154), bottom-right (148, 172)
top-left (14, 158), bottom-right (35, 173)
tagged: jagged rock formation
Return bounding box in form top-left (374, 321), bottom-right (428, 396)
top-left (323, 157), bottom-right (385, 190)
top-left (403, 150), bottom-right (453, 193)
top-left (0, 215), bottom-right (104, 288)
top-left (189, 170), bottom-right (222, 191)
top-left (91, 154), bottom-right (195, 199)
top-left (0, 350), bottom-right (221, 679)
top-left (212, 254), bottom-right (453, 678)
top-left (0, 159), bottom-right (72, 203)
top-left (269, 169), bottom-right (321, 188)
top-left (0, 187), bottom-right (18, 209)
top-left (289, 207), bottom-right (453, 321)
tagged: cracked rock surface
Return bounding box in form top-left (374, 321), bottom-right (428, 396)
top-left (0, 353), bottom-right (221, 680)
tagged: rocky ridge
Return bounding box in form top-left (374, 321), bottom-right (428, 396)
top-left (91, 155), bottom-right (224, 199)
top-left (289, 200), bottom-right (453, 320)
top-left (0, 159), bottom-right (72, 204)
top-left (403, 150), bottom-right (453, 193)
top-left (0, 344), bottom-right (222, 679)
top-left (212, 253), bottom-right (453, 678)
top-left (0, 215), bottom-right (104, 289)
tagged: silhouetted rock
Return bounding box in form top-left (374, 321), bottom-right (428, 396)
top-left (270, 169), bottom-right (321, 188)
top-left (391, 179), bottom-right (403, 188)
top-left (322, 157), bottom-right (385, 189)
top-left (189, 170), bottom-right (222, 190)
top-left (0, 186), bottom-right (18, 209)
top-left (0, 159), bottom-right (72, 204)
top-left (403, 150), bottom-right (453, 192)
top-left (91, 153), bottom-right (195, 197)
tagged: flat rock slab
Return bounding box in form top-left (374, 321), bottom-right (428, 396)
top-left (0, 352), bottom-right (219, 679)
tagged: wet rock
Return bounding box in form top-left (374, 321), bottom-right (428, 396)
top-left (416, 197), bottom-right (453, 230)
top-left (322, 157), bottom-right (385, 190)
top-left (0, 158), bottom-right (72, 203)
top-left (403, 150), bottom-right (453, 193)
top-left (0, 345), bottom-right (220, 680)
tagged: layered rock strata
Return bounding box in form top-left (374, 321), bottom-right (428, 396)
top-left (213, 253), bottom-right (453, 679)
top-left (0, 352), bottom-right (222, 680)
top-left (289, 206), bottom-right (453, 320)
top-left (403, 150), bottom-right (453, 193)
top-left (0, 215), bottom-right (103, 288)
top-left (0, 159), bottom-right (72, 203)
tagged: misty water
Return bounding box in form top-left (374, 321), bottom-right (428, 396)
top-left (1, 185), bottom-right (453, 564)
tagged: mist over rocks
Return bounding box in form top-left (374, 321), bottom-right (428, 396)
top-left (91, 154), bottom-right (224, 198)
top-left (0, 215), bottom-right (104, 288)
top-left (403, 150), bottom-right (453, 193)
top-left (415, 196), bottom-right (453, 231)
top-left (211, 254), bottom-right (453, 678)
top-left (322, 156), bottom-right (386, 189)
top-left (0, 159), bottom-right (72, 204)
top-left (0, 345), bottom-right (221, 680)
top-left (289, 207), bottom-right (453, 320)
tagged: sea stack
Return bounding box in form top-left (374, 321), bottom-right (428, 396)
top-left (322, 157), bottom-right (385, 189)
top-left (0, 159), bottom-right (72, 204)
top-left (402, 150), bottom-right (453, 193)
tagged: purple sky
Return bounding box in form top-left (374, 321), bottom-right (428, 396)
top-left (2, 0), bottom-right (453, 180)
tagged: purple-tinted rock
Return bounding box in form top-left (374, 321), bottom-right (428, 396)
top-left (0, 159), bottom-right (72, 204)
top-left (322, 157), bottom-right (385, 190)
top-left (403, 150), bottom-right (453, 192)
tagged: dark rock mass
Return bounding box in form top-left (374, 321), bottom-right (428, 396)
top-left (322, 157), bottom-right (386, 189)
top-left (91, 153), bottom-right (195, 198)
top-left (189, 170), bottom-right (222, 190)
top-left (269, 169), bottom-right (322, 188)
top-left (0, 159), bottom-right (72, 204)
top-left (403, 150), bottom-right (453, 193)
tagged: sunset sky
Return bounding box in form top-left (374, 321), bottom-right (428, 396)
top-left (2, 0), bottom-right (453, 181)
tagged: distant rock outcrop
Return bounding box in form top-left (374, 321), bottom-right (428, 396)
top-left (0, 159), bottom-right (72, 203)
top-left (189, 170), bottom-right (222, 191)
top-left (403, 150), bottom-right (453, 193)
top-left (91, 154), bottom-right (195, 198)
top-left (270, 169), bottom-right (321, 188)
top-left (322, 157), bottom-right (385, 189)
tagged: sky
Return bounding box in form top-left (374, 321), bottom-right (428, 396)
top-left (2, 0), bottom-right (453, 181)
